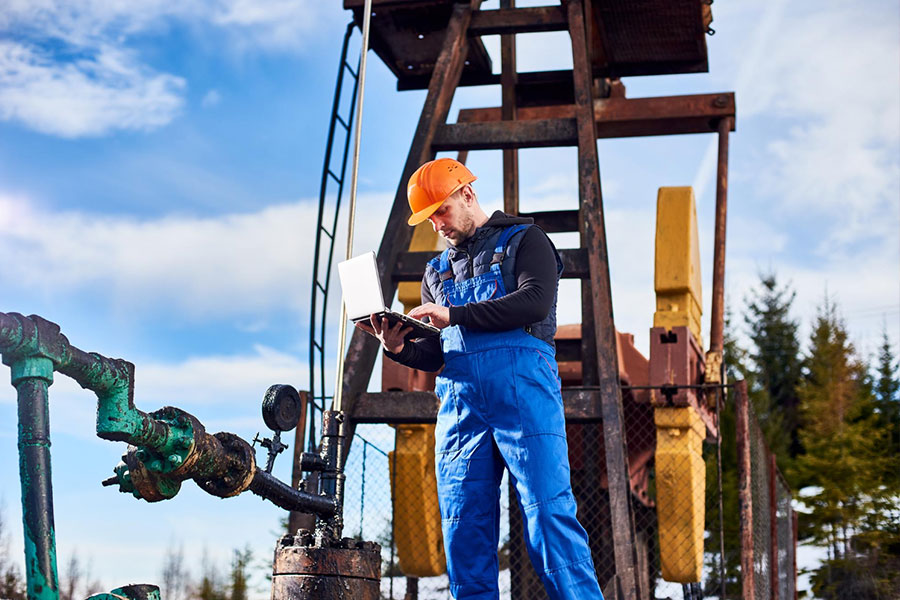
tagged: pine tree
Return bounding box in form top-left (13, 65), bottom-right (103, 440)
top-left (795, 298), bottom-right (898, 597)
top-left (228, 547), bottom-right (252, 600)
top-left (744, 273), bottom-right (802, 461)
top-left (873, 328), bottom-right (900, 490)
top-left (0, 508), bottom-right (25, 600)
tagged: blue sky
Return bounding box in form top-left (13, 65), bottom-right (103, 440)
top-left (1, 0), bottom-right (898, 596)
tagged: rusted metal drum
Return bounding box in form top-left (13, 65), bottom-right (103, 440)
top-left (271, 532), bottom-right (381, 599)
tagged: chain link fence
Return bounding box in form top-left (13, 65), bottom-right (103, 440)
top-left (324, 379), bottom-right (795, 600)
top-left (741, 387), bottom-right (797, 600)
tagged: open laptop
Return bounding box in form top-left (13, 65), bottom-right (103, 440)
top-left (338, 251), bottom-right (440, 339)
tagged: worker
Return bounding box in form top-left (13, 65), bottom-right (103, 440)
top-left (357, 158), bottom-right (604, 600)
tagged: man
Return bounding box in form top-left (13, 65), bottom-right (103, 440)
top-left (358, 158), bottom-right (603, 600)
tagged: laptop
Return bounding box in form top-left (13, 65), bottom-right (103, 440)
top-left (338, 251), bottom-right (441, 339)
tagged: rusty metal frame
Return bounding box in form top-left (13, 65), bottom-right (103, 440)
top-left (735, 380), bottom-right (755, 600)
top-left (568, 0), bottom-right (641, 598)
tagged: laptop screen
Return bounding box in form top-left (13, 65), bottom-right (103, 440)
top-left (338, 251), bottom-right (388, 320)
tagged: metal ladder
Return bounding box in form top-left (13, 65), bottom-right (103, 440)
top-left (307, 22), bottom-right (360, 451)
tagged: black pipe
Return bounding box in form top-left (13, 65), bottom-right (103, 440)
top-left (248, 469), bottom-right (336, 518)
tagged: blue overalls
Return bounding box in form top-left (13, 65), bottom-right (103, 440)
top-left (428, 224), bottom-right (603, 600)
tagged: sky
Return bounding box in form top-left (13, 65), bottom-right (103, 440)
top-left (0, 0), bottom-right (898, 597)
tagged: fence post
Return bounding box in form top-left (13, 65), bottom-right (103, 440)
top-left (734, 380), bottom-right (755, 600)
top-left (769, 453), bottom-right (778, 600)
top-left (792, 511), bottom-right (799, 600)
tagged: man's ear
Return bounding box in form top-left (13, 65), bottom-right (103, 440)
top-left (462, 184), bottom-right (476, 206)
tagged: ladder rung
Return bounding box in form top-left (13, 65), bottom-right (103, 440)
top-left (312, 340), bottom-right (323, 351)
top-left (468, 6), bottom-right (568, 36)
top-left (316, 281), bottom-right (327, 293)
top-left (431, 118), bottom-right (578, 151)
top-left (335, 114), bottom-right (350, 130)
top-left (344, 62), bottom-right (358, 79)
top-left (327, 169), bottom-right (341, 184)
top-left (320, 226), bottom-right (334, 240)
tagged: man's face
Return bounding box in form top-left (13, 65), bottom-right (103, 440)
top-left (428, 187), bottom-right (476, 246)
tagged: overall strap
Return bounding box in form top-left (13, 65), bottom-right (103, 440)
top-left (429, 250), bottom-right (454, 282)
top-left (490, 224), bottom-right (530, 269)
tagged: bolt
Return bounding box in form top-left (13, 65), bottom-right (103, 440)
top-left (168, 454), bottom-right (183, 467)
top-left (148, 460), bottom-right (162, 471)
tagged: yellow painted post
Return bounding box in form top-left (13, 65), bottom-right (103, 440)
top-left (653, 186), bottom-right (706, 582)
top-left (654, 406), bottom-right (706, 582)
top-left (654, 187), bottom-right (703, 347)
top-left (388, 221), bottom-right (446, 576)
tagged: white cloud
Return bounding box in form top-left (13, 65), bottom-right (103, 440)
top-left (0, 192), bottom-right (391, 318)
top-left (0, 41), bottom-right (185, 137)
top-left (0, 0), bottom-right (339, 137)
top-left (699, 0), bottom-right (900, 251)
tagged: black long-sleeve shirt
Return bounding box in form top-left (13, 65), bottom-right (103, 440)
top-left (385, 212), bottom-right (559, 372)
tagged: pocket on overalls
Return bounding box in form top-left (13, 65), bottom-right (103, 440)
top-left (434, 376), bottom-right (461, 455)
top-left (515, 349), bottom-right (566, 437)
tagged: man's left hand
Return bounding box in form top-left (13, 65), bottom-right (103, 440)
top-left (408, 303), bottom-right (451, 329)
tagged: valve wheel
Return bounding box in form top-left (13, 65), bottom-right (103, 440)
top-left (262, 384), bottom-right (303, 432)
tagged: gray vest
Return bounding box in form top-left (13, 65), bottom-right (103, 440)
top-left (423, 223), bottom-right (563, 349)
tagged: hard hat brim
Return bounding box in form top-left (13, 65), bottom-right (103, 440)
top-left (407, 198), bottom-right (445, 226)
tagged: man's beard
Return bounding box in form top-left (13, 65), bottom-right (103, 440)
top-left (444, 213), bottom-right (475, 246)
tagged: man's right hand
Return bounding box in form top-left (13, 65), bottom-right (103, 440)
top-left (355, 315), bottom-right (412, 354)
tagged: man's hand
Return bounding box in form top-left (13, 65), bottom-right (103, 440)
top-left (408, 303), bottom-right (451, 329)
top-left (355, 315), bottom-right (412, 354)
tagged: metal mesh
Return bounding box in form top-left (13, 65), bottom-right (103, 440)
top-left (748, 415), bottom-right (772, 600)
top-left (338, 401), bottom-right (730, 599)
top-left (328, 382), bottom-right (797, 600)
top-left (775, 474), bottom-right (795, 600)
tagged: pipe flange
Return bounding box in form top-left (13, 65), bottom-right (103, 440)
top-left (122, 446), bottom-right (182, 502)
top-left (195, 432), bottom-right (256, 498)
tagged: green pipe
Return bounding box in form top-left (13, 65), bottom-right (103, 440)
top-left (12, 357), bottom-right (59, 600)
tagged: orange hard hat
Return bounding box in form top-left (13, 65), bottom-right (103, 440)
top-left (406, 158), bottom-right (477, 226)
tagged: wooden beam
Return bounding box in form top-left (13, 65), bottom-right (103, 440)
top-left (351, 389), bottom-right (605, 423)
top-left (392, 248), bottom-right (588, 281)
top-left (468, 5), bottom-right (568, 36)
top-left (568, 1), bottom-right (640, 598)
top-left (432, 118), bottom-right (578, 150)
top-left (455, 92), bottom-right (737, 138)
top-left (500, 0), bottom-right (519, 215)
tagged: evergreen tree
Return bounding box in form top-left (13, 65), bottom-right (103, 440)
top-left (195, 549), bottom-right (226, 600)
top-left (228, 547), bottom-right (252, 600)
top-left (873, 328), bottom-right (900, 489)
top-left (744, 273), bottom-right (802, 460)
top-left (0, 508), bottom-right (25, 600)
top-left (795, 298), bottom-right (897, 597)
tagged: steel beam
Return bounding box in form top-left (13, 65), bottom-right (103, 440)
top-left (455, 92), bottom-right (736, 138)
top-left (709, 116), bottom-right (732, 354)
top-left (432, 118), bottom-right (578, 150)
top-left (351, 389), bottom-right (607, 423)
top-left (468, 6), bottom-right (568, 36)
top-left (568, 0), bottom-right (640, 597)
top-left (500, 0), bottom-right (519, 215)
